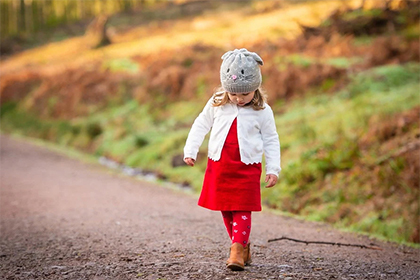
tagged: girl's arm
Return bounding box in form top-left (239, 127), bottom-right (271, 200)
top-left (183, 98), bottom-right (215, 162)
top-left (261, 106), bottom-right (281, 179)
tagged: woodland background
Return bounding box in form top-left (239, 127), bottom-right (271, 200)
top-left (0, 0), bottom-right (419, 245)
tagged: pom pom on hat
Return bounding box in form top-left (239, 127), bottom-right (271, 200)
top-left (220, 48), bottom-right (263, 93)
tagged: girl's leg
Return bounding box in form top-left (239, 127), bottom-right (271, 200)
top-left (231, 211), bottom-right (252, 247)
top-left (221, 211), bottom-right (233, 239)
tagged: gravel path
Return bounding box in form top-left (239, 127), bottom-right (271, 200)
top-left (0, 134), bottom-right (418, 280)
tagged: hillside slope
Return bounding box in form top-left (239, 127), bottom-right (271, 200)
top-left (1, 0), bottom-right (419, 244)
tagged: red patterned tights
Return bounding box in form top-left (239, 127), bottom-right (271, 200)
top-left (221, 211), bottom-right (251, 248)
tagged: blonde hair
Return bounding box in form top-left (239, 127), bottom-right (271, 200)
top-left (212, 87), bottom-right (267, 110)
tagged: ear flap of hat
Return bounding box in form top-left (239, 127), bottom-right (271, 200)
top-left (249, 52), bottom-right (263, 66)
top-left (221, 50), bottom-right (235, 61)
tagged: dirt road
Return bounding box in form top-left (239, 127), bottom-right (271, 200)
top-left (0, 134), bottom-right (418, 280)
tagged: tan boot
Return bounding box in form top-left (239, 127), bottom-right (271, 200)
top-left (226, 243), bottom-right (245, 271)
top-left (244, 242), bottom-right (252, 265)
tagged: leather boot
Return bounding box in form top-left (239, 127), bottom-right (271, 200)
top-left (244, 242), bottom-right (251, 265)
top-left (226, 243), bottom-right (245, 271)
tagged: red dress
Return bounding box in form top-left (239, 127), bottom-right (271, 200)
top-left (198, 118), bottom-right (262, 211)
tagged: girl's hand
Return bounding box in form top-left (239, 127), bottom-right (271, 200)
top-left (265, 174), bottom-right (278, 188)
top-left (184, 157), bottom-right (195, 167)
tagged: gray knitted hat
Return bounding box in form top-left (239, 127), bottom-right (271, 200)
top-left (220, 48), bottom-right (264, 93)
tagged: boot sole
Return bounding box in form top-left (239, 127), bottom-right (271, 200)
top-left (227, 262), bottom-right (245, 271)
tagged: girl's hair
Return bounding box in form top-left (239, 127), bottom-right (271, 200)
top-left (212, 87), bottom-right (267, 110)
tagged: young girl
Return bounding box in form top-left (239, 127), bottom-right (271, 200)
top-left (183, 48), bottom-right (281, 271)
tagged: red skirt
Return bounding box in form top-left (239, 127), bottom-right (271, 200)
top-left (198, 118), bottom-right (262, 211)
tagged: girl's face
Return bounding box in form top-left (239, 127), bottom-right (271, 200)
top-left (227, 91), bottom-right (255, 107)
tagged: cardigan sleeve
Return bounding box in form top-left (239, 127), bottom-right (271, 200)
top-left (260, 105), bottom-right (281, 176)
top-left (183, 97), bottom-right (215, 161)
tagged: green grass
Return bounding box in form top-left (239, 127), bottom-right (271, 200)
top-left (274, 54), bottom-right (364, 70)
top-left (261, 63), bottom-right (419, 245)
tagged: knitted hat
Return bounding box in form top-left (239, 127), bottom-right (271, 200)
top-left (220, 48), bottom-right (264, 93)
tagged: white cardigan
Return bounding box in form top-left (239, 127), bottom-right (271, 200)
top-left (184, 97), bottom-right (281, 176)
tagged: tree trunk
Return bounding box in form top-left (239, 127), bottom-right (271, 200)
top-left (19, 0), bottom-right (25, 33)
top-left (85, 14), bottom-right (111, 49)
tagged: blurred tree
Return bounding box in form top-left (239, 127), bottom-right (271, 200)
top-left (85, 14), bottom-right (111, 49)
top-left (18, 0), bottom-right (25, 32)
